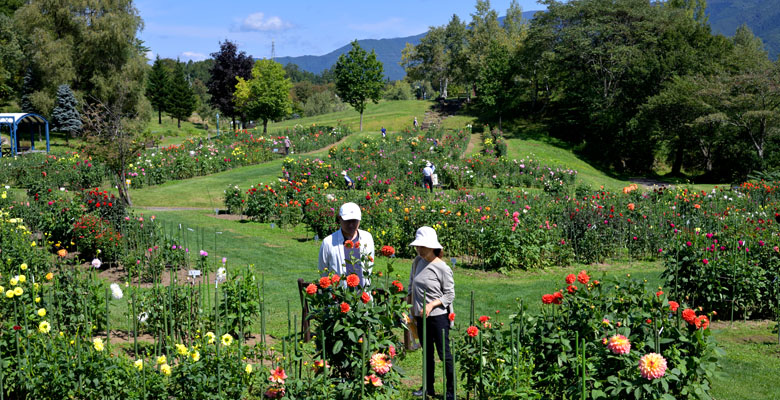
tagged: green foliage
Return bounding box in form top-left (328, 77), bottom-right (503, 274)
top-left (303, 89), bottom-right (346, 117)
top-left (13, 0), bottom-right (148, 117)
top-left (216, 265), bottom-right (260, 338)
top-left (234, 59), bottom-right (293, 133)
top-left (0, 13), bottom-right (23, 104)
top-left (168, 60), bottom-right (197, 128)
top-left (49, 264), bottom-right (108, 333)
top-left (334, 40), bottom-right (385, 131)
top-left (51, 84), bottom-right (82, 138)
top-left (383, 81), bottom-right (414, 101)
top-left (147, 55), bottom-right (171, 124)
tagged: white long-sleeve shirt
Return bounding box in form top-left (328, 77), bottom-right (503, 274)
top-left (318, 228), bottom-right (375, 286)
top-left (423, 165), bottom-right (435, 177)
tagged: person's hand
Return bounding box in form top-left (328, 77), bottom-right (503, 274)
top-left (424, 302), bottom-right (435, 317)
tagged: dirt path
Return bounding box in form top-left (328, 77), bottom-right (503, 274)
top-left (298, 134), bottom-right (350, 155)
top-left (461, 132), bottom-right (482, 158)
top-left (138, 206), bottom-right (212, 212)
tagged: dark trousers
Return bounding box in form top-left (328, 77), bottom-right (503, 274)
top-left (423, 175), bottom-right (433, 193)
top-left (415, 314), bottom-right (455, 395)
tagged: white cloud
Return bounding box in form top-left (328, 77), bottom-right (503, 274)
top-left (180, 51), bottom-right (207, 61)
top-left (145, 50), bottom-right (154, 61)
top-left (236, 12), bottom-right (291, 32)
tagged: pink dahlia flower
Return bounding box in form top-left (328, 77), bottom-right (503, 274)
top-left (606, 334), bottom-right (631, 355)
top-left (638, 353), bottom-right (668, 380)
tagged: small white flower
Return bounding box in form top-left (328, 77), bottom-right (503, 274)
top-left (59, 187), bottom-right (65, 191)
top-left (216, 267), bottom-right (227, 284)
top-left (189, 150), bottom-right (196, 156)
top-left (110, 283), bottom-right (123, 300)
top-left (138, 312), bottom-right (148, 323)
top-left (92, 258), bottom-right (102, 269)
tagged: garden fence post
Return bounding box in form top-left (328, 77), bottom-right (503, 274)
top-left (423, 289), bottom-right (427, 398)
top-left (581, 338), bottom-right (586, 400)
top-left (105, 286), bottom-right (110, 345)
top-left (1, 348), bottom-right (4, 400)
top-left (442, 328), bottom-right (447, 400)
top-left (132, 286), bottom-right (138, 356)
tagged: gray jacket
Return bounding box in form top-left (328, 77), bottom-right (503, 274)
top-left (409, 256), bottom-right (454, 323)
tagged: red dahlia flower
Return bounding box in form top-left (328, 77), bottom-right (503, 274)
top-left (346, 274), bottom-right (360, 288)
top-left (565, 274), bottom-right (576, 284)
top-left (306, 283), bottom-right (317, 295)
top-left (319, 276), bottom-right (332, 289)
top-left (361, 292), bottom-right (371, 304)
top-left (340, 302), bottom-right (351, 313)
top-left (478, 315), bottom-right (490, 323)
top-left (380, 245), bottom-right (395, 257)
top-left (695, 315), bottom-right (709, 330)
top-left (552, 292), bottom-right (563, 304)
top-left (542, 294), bottom-right (554, 304)
top-left (466, 326), bottom-right (479, 337)
top-left (567, 285), bottom-right (578, 294)
top-left (682, 308), bottom-right (696, 324)
top-left (577, 270), bottom-right (589, 284)
top-left (668, 301), bottom-right (679, 312)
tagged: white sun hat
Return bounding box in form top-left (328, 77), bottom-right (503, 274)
top-left (425, 161), bottom-right (432, 167)
top-left (341, 170), bottom-right (347, 175)
top-left (339, 202), bottom-right (362, 221)
top-left (409, 226), bottom-right (443, 249)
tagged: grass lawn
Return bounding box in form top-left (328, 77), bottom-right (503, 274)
top-left (268, 100), bottom-right (442, 133)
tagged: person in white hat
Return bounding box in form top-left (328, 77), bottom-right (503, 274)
top-left (408, 226), bottom-right (454, 399)
top-left (422, 161), bottom-right (435, 193)
top-left (341, 170), bottom-right (354, 190)
top-left (284, 136), bottom-right (292, 155)
top-left (317, 202), bottom-right (375, 286)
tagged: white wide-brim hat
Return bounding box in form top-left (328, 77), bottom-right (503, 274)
top-left (339, 202), bottom-right (361, 221)
top-left (341, 170), bottom-right (347, 175)
top-left (409, 226), bottom-right (442, 249)
top-left (425, 162), bottom-right (432, 167)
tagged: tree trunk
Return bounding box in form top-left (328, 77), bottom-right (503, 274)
top-left (263, 119), bottom-right (268, 134)
top-left (232, 115), bottom-right (236, 132)
top-left (177, 118), bottom-right (181, 129)
top-left (158, 110), bottom-right (162, 124)
top-left (671, 139), bottom-right (684, 176)
top-left (117, 172), bottom-right (132, 207)
top-left (359, 111), bottom-right (364, 132)
top-left (442, 78), bottom-right (449, 99)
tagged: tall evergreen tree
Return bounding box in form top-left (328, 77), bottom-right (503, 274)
top-left (168, 60), bottom-right (197, 129)
top-left (334, 41), bottom-right (384, 131)
top-left (207, 40), bottom-right (253, 129)
top-left (146, 55), bottom-right (171, 124)
top-left (19, 67), bottom-right (35, 113)
top-left (51, 84), bottom-right (81, 143)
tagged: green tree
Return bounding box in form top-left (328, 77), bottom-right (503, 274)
top-left (475, 40), bottom-right (516, 129)
top-left (168, 60), bottom-right (197, 129)
top-left (334, 40), bottom-right (384, 131)
top-left (146, 55), bottom-right (170, 124)
top-left (0, 13), bottom-right (22, 104)
top-left (14, 0), bottom-right (147, 118)
top-left (234, 59), bottom-right (293, 133)
top-left (51, 84), bottom-right (81, 144)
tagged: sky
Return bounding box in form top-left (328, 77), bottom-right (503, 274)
top-left (135, 0), bottom-right (545, 62)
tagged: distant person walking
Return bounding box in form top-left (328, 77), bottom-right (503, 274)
top-left (413, 117), bottom-right (419, 129)
top-left (381, 126), bottom-right (387, 138)
top-left (284, 136), bottom-right (292, 155)
top-left (342, 170), bottom-right (354, 190)
top-left (422, 161), bottom-right (435, 193)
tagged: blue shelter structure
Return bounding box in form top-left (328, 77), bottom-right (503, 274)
top-left (0, 113), bottom-right (50, 157)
